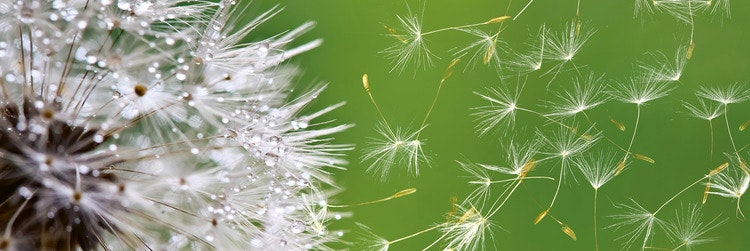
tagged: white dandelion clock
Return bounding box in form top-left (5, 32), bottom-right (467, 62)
top-left (0, 0), bottom-right (350, 250)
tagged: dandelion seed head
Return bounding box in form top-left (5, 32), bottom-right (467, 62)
top-left (0, 1), bottom-right (349, 249)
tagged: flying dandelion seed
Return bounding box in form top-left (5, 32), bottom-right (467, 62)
top-left (0, 1), bottom-right (350, 250)
top-left (382, 3), bottom-right (435, 74)
top-left (545, 74), bottom-right (610, 119)
top-left (362, 123), bottom-right (429, 180)
top-left (662, 203), bottom-right (725, 250)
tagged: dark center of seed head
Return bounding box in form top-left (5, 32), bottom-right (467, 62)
top-left (41, 108), bottom-right (54, 119)
top-left (134, 84), bottom-right (147, 97)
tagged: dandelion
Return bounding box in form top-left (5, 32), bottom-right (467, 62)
top-left (538, 125), bottom-right (601, 162)
top-left (609, 77), bottom-right (674, 173)
top-left (382, 3), bottom-right (435, 74)
top-left (452, 29), bottom-right (504, 72)
top-left (695, 83), bottom-right (750, 105)
top-left (697, 83), bottom-right (750, 174)
top-left (471, 80), bottom-right (524, 137)
top-left (354, 223), bottom-right (391, 251)
top-left (460, 139), bottom-right (549, 209)
top-left (637, 46), bottom-right (688, 82)
top-left (435, 206), bottom-right (494, 251)
top-left (683, 98), bottom-right (723, 158)
top-left (0, 1), bottom-right (349, 250)
top-left (662, 204), bottom-right (725, 250)
top-left (535, 125), bottom-right (601, 224)
top-left (543, 20), bottom-right (596, 83)
top-left (609, 199), bottom-right (662, 250)
top-left (504, 24), bottom-right (546, 73)
top-left (611, 77), bottom-right (675, 106)
top-left (575, 150), bottom-right (620, 251)
top-left (545, 74), bottom-right (610, 119)
top-left (575, 151), bottom-right (619, 190)
top-left (650, 0), bottom-right (713, 23)
top-left (362, 123), bottom-right (428, 179)
top-left (707, 167), bottom-right (749, 220)
top-left (709, 0), bottom-right (731, 17)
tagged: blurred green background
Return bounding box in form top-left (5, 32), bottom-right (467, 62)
top-left (251, 0), bottom-right (750, 250)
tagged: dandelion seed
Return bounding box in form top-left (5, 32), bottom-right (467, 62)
top-left (471, 79), bottom-right (524, 137)
top-left (683, 98), bottom-right (723, 121)
top-left (452, 29), bottom-right (504, 71)
top-left (519, 158), bottom-right (536, 179)
top-left (443, 58), bottom-right (462, 81)
top-left (362, 123), bottom-right (429, 179)
top-left (545, 74), bottom-right (610, 118)
top-left (650, 0), bottom-right (714, 23)
top-left (611, 77), bottom-right (675, 105)
top-left (609, 199), bottom-right (661, 250)
top-left (709, 162), bottom-right (729, 177)
top-left (504, 24), bottom-right (545, 73)
top-left (561, 224), bottom-right (577, 241)
top-left (696, 83), bottom-right (750, 105)
top-left (702, 182), bottom-right (711, 204)
top-left (575, 151), bottom-right (620, 190)
top-left (354, 223), bottom-right (390, 251)
top-left (637, 46), bottom-right (688, 82)
top-left (610, 117), bottom-right (626, 131)
top-left (382, 3), bottom-right (435, 74)
top-left (534, 208), bottom-right (550, 225)
top-left (633, 153), bottom-right (655, 164)
top-left (538, 125), bottom-right (601, 161)
top-left (327, 188), bottom-right (417, 208)
top-left (487, 16), bottom-right (513, 23)
top-left (460, 139), bottom-right (542, 207)
top-left (542, 20), bottom-right (595, 82)
top-left (739, 120), bottom-right (750, 131)
top-left (709, 0), bottom-right (731, 17)
top-left (683, 98), bottom-right (723, 158)
top-left (439, 205), bottom-right (494, 251)
top-left (615, 156), bottom-right (628, 176)
top-left (663, 204), bottom-right (725, 250)
top-left (707, 167), bottom-right (749, 220)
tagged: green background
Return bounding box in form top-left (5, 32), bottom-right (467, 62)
top-left (252, 0), bottom-right (750, 250)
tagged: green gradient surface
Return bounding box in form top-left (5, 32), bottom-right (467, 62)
top-left (254, 0), bottom-right (750, 250)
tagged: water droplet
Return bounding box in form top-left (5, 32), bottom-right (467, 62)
top-left (93, 134), bottom-right (104, 143)
top-left (298, 119), bottom-right (308, 129)
top-left (289, 221), bottom-right (305, 234)
top-left (18, 186), bottom-right (32, 198)
top-left (117, 2), bottom-right (131, 10)
top-left (175, 71), bottom-right (187, 81)
top-left (77, 20), bottom-right (87, 29)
